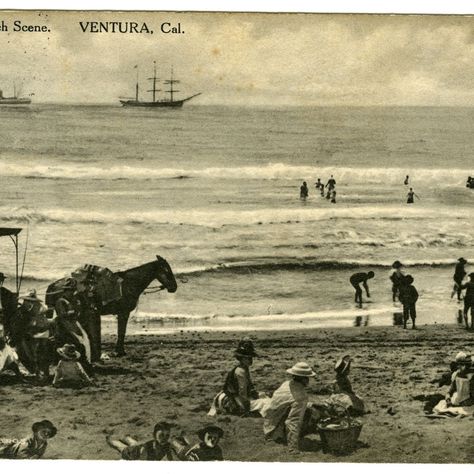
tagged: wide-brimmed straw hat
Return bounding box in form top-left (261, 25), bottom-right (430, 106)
top-left (458, 257), bottom-right (467, 264)
top-left (23, 289), bottom-right (42, 302)
top-left (57, 343), bottom-right (81, 361)
top-left (32, 420), bottom-right (57, 437)
top-left (197, 425), bottom-right (224, 441)
top-left (234, 338), bottom-right (258, 358)
top-left (392, 261), bottom-right (403, 269)
top-left (455, 352), bottom-right (472, 364)
top-left (286, 362), bottom-right (316, 377)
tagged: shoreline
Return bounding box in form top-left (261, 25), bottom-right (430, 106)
top-left (1, 324), bottom-right (473, 462)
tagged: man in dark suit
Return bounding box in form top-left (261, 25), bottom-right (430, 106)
top-left (0, 273), bottom-right (18, 342)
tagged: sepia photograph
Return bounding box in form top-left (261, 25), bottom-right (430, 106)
top-left (0, 6), bottom-right (473, 464)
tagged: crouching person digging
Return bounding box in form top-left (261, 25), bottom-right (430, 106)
top-left (262, 362), bottom-right (323, 453)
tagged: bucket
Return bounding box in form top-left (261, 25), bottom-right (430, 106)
top-left (318, 422), bottom-right (362, 455)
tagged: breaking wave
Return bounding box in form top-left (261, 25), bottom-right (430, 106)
top-left (0, 159), bottom-right (471, 184)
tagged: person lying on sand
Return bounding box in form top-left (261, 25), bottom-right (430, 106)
top-left (106, 421), bottom-right (174, 460)
top-left (52, 343), bottom-right (93, 389)
top-left (332, 355), bottom-right (365, 415)
top-left (0, 419), bottom-right (57, 459)
top-left (262, 362), bottom-right (323, 453)
top-left (208, 338), bottom-right (268, 417)
top-left (185, 425), bottom-right (224, 461)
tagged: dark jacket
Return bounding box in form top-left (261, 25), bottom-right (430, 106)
top-left (399, 284), bottom-right (419, 305)
top-left (187, 443), bottom-right (223, 461)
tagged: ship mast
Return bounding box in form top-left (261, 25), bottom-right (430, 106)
top-left (147, 61), bottom-right (161, 103)
top-left (164, 66), bottom-right (180, 103)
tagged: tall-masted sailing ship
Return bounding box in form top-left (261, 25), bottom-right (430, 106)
top-left (119, 63), bottom-right (201, 108)
top-left (0, 85), bottom-right (32, 106)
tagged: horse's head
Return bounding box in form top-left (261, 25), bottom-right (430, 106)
top-left (154, 255), bottom-right (178, 293)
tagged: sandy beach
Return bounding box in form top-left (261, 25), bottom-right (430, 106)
top-left (1, 324), bottom-right (473, 463)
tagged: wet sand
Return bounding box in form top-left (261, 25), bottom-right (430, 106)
top-left (1, 324), bottom-right (473, 463)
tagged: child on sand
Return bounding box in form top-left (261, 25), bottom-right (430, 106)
top-left (332, 355), bottom-right (365, 415)
top-left (52, 343), bottom-right (93, 388)
top-left (106, 421), bottom-right (174, 460)
top-left (398, 275), bottom-right (419, 329)
top-left (390, 260), bottom-right (405, 302)
top-left (185, 425), bottom-right (224, 461)
top-left (0, 420), bottom-right (57, 459)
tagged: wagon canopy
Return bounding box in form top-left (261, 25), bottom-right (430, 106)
top-left (0, 227), bottom-right (22, 293)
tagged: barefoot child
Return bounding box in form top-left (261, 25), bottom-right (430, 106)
top-left (0, 420), bottom-right (57, 459)
top-left (107, 421), bottom-right (174, 460)
top-left (52, 343), bottom-right (93, 388)
top-left (399, 275), bottom-right (419, 329)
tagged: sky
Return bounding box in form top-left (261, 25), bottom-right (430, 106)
top-left (1, 10), bottom-right (474, 105)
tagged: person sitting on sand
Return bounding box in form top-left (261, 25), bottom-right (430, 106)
top-left (262, 362), bottom-right (322, 453)
top-left (208, 338), bottom-right (267, 417)
top-left (16, 290), bottom-right (52, 380)
top-left (0, 420), bottom-right (57, 459)
top-left (52, 343), bottom-right (93, 389)
top-left (451, 258), bottom-right (467, 301)
top-left (332, 355), bottom-right (365, 415)
top-left (390, 261), bottom-right (405, 303)
top-left (185, 425), bottom-right (224, 461)
top-left (445, 353), bottom-right (474, 407)
top-left (459, 273), bottom-right (474, 329)
top-left (107, 421), bottom-right (174, 460)
top-left (54, 280), bottom-right (92, 372)
top-left (398, 275), bottom-right (418, 329)
top-left (0, 333), bottom-right (24, 382)
top-left (349, 271), bottom-right (374, 308)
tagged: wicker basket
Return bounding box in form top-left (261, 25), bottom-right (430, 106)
top-left (318, 422), bottom-right (362, 455)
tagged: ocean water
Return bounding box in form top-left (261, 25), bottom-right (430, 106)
top-left (0, 104), bottom-right (473, 333)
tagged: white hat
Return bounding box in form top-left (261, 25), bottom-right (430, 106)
top-left (286, 362), bottom-right (316, 377)
top-left (455, 352), bottom-right (471, 363)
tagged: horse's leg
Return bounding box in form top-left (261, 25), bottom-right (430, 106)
top-left (115, 312), bottom-right (129, 356)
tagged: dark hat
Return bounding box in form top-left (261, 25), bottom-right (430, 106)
top-left (405, 275), bottom-right (414, 284)
top-left (392, 261), bottom-right (403, 269)
top-left (57, 343), bottom-right (81, 361)
top-left (0, 272), bottom-right (6, 281)
top-left (469, 273), bottom-right (474, 279)
top-left (153, 421), bottom-right (173, 434)
top-left (32, 420), bottom-right (57, 437)
top-left (63, 278), bottom-right (77, 290)
top-left (335, 355), bottom-right (351, 374)
top-left (234, 338), bottom-right (258, 358)
top-left (197, 425), bottom-right (224, 441)
top-left (458, 258), bottom-right (467, 264)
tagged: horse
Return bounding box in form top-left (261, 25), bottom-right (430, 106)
top-left (45, 256), bottom-right (177, 358)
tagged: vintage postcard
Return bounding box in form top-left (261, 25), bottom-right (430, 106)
top-left (0, 8), bottom-right (473, 464)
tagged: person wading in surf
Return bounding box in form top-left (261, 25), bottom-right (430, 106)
top-left (350, 271), bottom-right (375, 308)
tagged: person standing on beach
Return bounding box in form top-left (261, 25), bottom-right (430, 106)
top-left (390, 261), bottom-right (405, 302)
top-left (404, 175), bottom-right (409, 185)
top-left (350, 271), bottom-right (375, 307)
top-left (459, 273), bottom-right (474, 329)
top-left (406, 187), bottom-right (420, 204)
top-left (398, 275), bottom-right (418, 329)
top-left (451, 258), bottom-right (467, 301)
top-left (0, 273), bottom-right (18, 342)
top-left (300, 181), bottom-right (308, 200)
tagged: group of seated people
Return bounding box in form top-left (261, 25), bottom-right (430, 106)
top-left (0, 278), bottom-right (97, 389)
top-left (208, 338), bottom-right (365, 453)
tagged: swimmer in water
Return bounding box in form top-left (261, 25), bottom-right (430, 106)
top-left (406, 188), bottom-right (420, 204)
top-left (330, 189), bottom-right (337, 203)
top-left (300, 181), bottom-right (308, 200)
top-left (404, 175), bottom-right (409, 185)
top-left (315, 178), bottom-right (322, 190)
